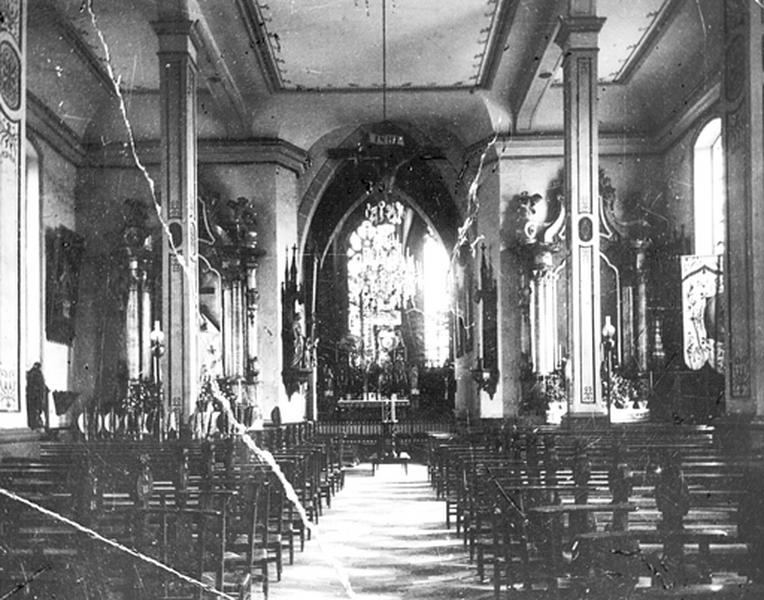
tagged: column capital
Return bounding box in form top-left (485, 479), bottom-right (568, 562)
top-left (151, 19), bottom-right (200, 60)
top-left (555, 16), bottom-right (606, 53)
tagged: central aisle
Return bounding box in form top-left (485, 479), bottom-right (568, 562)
top-left (269, 463), bottom-right (492, 599)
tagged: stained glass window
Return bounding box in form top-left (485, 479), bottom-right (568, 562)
top-left (346, 201), bottom-right (450, 369)
top-left (347, 203), bottom-right (414, 368)
top-left (423, 234), bottom-right (450, 366)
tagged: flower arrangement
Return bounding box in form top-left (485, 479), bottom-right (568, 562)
top-left (606, 371), bottom-right (647, 409)
top-left (522, 369), bottom-right (566, 415)
top-left (124, 380), bottom-right (159, 413)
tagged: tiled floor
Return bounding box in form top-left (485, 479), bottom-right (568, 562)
top-left (267, 462), bottom-right (493, 600)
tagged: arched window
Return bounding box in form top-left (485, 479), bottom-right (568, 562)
top-left (422, 234), bottom-right (450, 366)
top-left (693, 118), bottom-right (725, 255)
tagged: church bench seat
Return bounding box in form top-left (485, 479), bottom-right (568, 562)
top-left (2, 433), bottom-right (348, 599)
top-left (443, 426), bottom-right (762, 598)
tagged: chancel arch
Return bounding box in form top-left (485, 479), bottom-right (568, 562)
top-left (300, 125), bottom-right (464, 421)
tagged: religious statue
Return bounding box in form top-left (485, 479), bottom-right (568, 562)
top-left (322, 364), bottom-right (335, 397)
top-left (409, 363), bottom-right (419, 395)
top-left (291, 309), bottom-right (306, 369)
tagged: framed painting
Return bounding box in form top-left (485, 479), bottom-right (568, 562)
top-left (45, 226), bottom-right (85, 345)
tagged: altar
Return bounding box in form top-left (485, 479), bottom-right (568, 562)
top-left (336, 396), bottom-right (410, 421)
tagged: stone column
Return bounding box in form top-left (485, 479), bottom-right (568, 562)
top-left (0, 0), bottom-right (25, 424)
top-left (153, 19), bottom-right (200, 420)
top-left (555, 1), bottom-right (606, 417)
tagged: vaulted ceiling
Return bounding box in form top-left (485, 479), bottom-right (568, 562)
top-left (26, 0), bottom-right (723, 153)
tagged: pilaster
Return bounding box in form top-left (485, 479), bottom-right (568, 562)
top-left (153, 19), bottom-right (200, 420)
top-left (0, 0), bottom-right (26, 428)
top-left (555, 3), bottom-right (606, 417)
top-left (722, 1), bottom-right (764, 417)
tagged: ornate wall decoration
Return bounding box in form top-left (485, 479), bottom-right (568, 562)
top-left (0, 111), bottom-right (17, 162)
top-left (0, 0), bottom-right (21, 42)
top-left (0, 366), bottom-right (17, 411)
top-left (0, 0), bottom-right (21, 414)
top-left (731, 354), bottom-right (751, 397)
top-left (0, 40), bottom-right (19, 111)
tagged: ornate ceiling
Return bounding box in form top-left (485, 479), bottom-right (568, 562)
top-left (26, 0), bottom-right (724, 150)
top-left (251, 0), bottom-right (507, 91)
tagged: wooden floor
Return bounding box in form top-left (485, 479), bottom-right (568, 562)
top-left (268, 462), bottom-right (492, 600)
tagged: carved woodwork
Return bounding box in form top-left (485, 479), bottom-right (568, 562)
top-left (472, 244), bottom-right (499, 398)
top-left (282, 245), bottom-right (312, 397)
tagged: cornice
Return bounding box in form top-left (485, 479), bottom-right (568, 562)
top-left (464, 132), bottom-right (658, 163)
top-left (26, 92), bottom-right (86, 166)
top-left (499, 133), bottom-right (657, 158)
top-left (84, 138), bottom-right (309, 175)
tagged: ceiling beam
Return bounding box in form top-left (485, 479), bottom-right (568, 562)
top-left (479, 0), bottom-right (522, 89)
top-left (511, 0), bottom-right (567, 133)
top-left (188, 0), bottom-right (251, 136)
top-left (614, 0), bottom-right (684, 84)
top-left (234, 0), bottom-right (280, 94)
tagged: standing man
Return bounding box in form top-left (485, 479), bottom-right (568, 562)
top-left (26, 362), bottom-right (49, 431)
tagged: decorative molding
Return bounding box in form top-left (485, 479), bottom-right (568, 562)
top-left (27, 92), bottom-right (86, 166)
top-left (85, 138), bottom-right (309, 174)
top-left (464, 133), bottom-right (657, 162)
